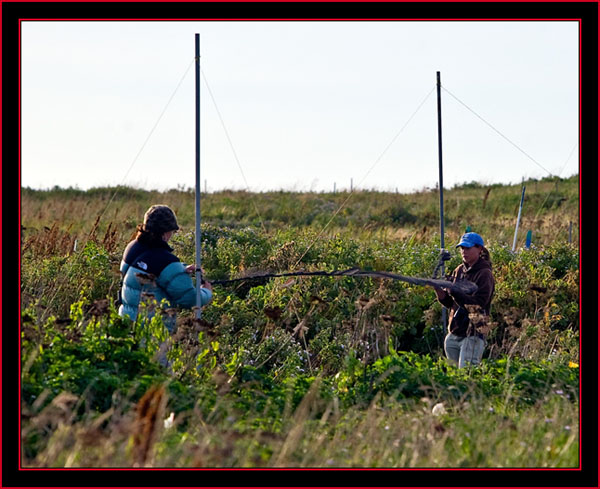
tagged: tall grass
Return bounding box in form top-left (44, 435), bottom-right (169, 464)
top-left (21, 175), bottom-right (578, 246)
top-left (22, 349), bottom-right (579, 468)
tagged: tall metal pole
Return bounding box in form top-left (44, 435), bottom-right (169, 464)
top-left (194, 33), bottom-right (202, 319)
top-left (436, 71), bottom-right (447, 330)
top-left (436, 72), bottom-right (445, 250)
top-left (512, 185), bottom-right (526, 252)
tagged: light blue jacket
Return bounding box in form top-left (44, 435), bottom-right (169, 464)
top-left (118, 239), bottom-right (212, 332)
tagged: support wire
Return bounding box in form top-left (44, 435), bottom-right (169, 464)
top-left (200, 69), bottom-right (268, 234)
top-left (441, 86), bottom-right (554, 177)
top-left (98, 57), bottom-right (196, 223)
top-left (293, 86), bottom-right (436, 268)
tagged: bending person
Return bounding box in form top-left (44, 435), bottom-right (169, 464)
top-left (119, 204), bottom-right (212, 332)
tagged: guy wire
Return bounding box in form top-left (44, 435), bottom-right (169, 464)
top-left (441, 86), bottom-right (554, 177)
top-left (532, 142), bottom-right (577, 221)
top-left (200, 68), bottom-right (268, 235)
top-left (98, 57), bottom-right (196, 223)
top-left (443, 84), bottom-right (577, 247)
top-left (293, 86), bottom-right (436, 268)
top-left (40, 58), bottom-right (195, 323)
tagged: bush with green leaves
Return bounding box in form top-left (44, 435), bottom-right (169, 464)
top-left (20, 183), bottom-right (580, 467)
top-left (21, 240), bottom-right (120, 322)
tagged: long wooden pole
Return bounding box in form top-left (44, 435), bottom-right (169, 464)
top-left (194, 33), bottom-right (202, 319)
top-left (436, 71), bottom-right (447, 330)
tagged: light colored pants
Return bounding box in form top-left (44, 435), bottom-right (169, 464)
top-left (444, 333), bottom-right (486, 368)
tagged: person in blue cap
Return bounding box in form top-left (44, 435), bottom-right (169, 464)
top-left (434, 232), bottom-right (495, 367)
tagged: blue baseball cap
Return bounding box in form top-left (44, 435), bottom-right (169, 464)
top-left (456, 232), bottom-right (484, 248)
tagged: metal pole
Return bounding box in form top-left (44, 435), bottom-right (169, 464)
top-left (194, 33), bottom-right (202, 319)
top-left (436, 71), bottom-right (447, 330)
top-left (436, 72), bottom-right (445, 250)
top-left (512, 185), bottom-right (526, 252)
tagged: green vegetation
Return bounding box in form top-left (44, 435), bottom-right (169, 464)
top-left (20, 176), bottom-right (579, 468)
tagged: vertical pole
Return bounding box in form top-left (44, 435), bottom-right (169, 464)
top-left (568, 221), bottom-right (572, 244)
top-left (436, 72), bottom-right (445, 250)
top-left (436, 71), bottom-right (447, 330)
top-left (512, 185), bottom-right (526, 252)
top-left (194, 33), bottom-right (202, 319)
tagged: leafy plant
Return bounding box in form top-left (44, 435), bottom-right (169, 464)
top-left (20, 181), bottom-right (580, 468)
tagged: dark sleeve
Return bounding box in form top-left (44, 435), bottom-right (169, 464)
top-left (438, 293), bottom-right (454, 309)
top-left (437, 266), bottom-right (460, 309)
top-left (451, 268), bottom-right (494, 308)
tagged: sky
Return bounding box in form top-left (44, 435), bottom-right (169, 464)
top-left (20, 20), bottom-right (579, 193)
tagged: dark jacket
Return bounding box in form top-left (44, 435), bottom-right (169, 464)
top-left (438, 257), bottom-right (495, 337)
top-left (118, 236), bottom-right (212, 331)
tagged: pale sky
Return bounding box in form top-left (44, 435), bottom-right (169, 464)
top-left (20, 20), bottom-right (579, 193)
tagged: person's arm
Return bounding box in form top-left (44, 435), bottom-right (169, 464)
top-left (158, 262), bottom-right (213, 308)
top-left (449, 269), bottom-right (493, 309)
top-left (435, 288), bottom-right (454, 309)
top-left (434, 267), bottom-right (459, 308)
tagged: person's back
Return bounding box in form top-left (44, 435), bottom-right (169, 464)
top-left (118, 205), bottom-right (212, 332)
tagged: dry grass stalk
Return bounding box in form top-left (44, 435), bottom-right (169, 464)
top-left (22, 223), bottom-right (76, 257)
top-left (132, 384), bottom-right (167, 467)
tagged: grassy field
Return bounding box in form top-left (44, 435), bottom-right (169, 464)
top-left (20, 175), bottom-right (580, 469)
top-left (21, 174), bottom-right (578, 245)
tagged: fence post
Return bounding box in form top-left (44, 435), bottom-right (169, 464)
top-left (569, 221), bottom-right (572, 244)
top-left (512, 185), bottom-right (526, 252)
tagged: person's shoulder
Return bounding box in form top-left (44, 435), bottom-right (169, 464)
top-left (123, 239), bottom-right (144, 262)
top-left (156, 245), bottom-right (180, 260)
top-left (479, 258), bottom-right (494, 273)
top-left (123, 239), bottom-right (138, 252)
top-left (150, 246), bottom-right (180, 269)
top-left (124, 240), bottom-right (178, 273)
top-left (475, 261), bottom-right (495, 280)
